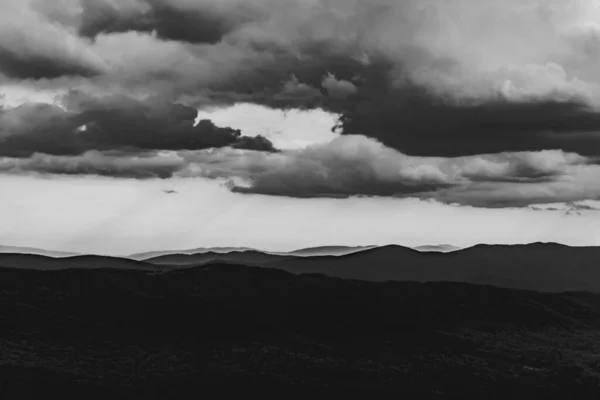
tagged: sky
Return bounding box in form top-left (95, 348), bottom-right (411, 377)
top-left (3, 0), bottom-right (600, 254)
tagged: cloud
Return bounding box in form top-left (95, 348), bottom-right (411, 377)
top-left (5, 0), bottom-right (600, 208)
top-left (3, 133), bottom-right (600, 208)
top-left (0, 150), bottom-right (184, 179)
top-left (0, 92), bottom-right (276, 157)
top-left (78, 0), bottom-right (264, 44)
top-left (322, 72), bottom-right (357, 98)
top-left (0, 0), bottom-right (107, 79)
top-left (176, 135), bottom-right (600, 207)
top-left (530, 200), bottom-right (600, 214)
top-left (333, 74), bottom-right (600, 157)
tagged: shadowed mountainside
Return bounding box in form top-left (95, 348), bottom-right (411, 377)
top-left (0, 263), bottom-right (600, 398)
top-left (0, 254), bottom-right (161, 271)
top-left (0, 243), bottom-right (600, 292)
top-left (143, 250), bottom-right (293, 266)
top-left (268, 243), bottom-right (600, 292)
top-left (4, 242), bottom-right (600, 293)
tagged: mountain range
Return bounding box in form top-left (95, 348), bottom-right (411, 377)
top-left (2, 242), bottom-right (600, 292)
top-left (267, 243), bottom-right (600, 292)
top-left (128, 244), bottom-right (454, 261)
top-left (2, 243), bottom-right (600, 396)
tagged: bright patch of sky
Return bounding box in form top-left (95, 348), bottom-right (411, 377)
top-left (196, 103), bottom-right (340, 150)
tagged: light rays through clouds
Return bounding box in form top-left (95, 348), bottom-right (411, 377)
top-left (3, 174), bottom-right (600, 255)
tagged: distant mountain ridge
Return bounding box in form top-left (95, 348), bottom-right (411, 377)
top-left (129, 245), bottom-right (376, 260)
top-left (267, 242), bottom-right (600, 293)
top-left (130, 244), bottom-right (456, 261)
top-left (414, 244), bottom-right (461, 253)
top-left (144, 250), bottom-right (293, 266)
top-left (285, 245), bottom-right (378, 257)
top-left (128, 247), bottom-right (257, 260)
top-left (0, 245), bottom-right (80, 258)
top-left (5, 242), bottom-right (600, 292)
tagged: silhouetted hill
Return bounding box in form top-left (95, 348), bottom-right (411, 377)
top-left (0, 263), bottom-right (600, 398)
top-left (144, 250), bottom-right (292, 266)
top-left (269, 243), bottom-right (600, 292)
top-left (0, 254), bottom-right (160, 271)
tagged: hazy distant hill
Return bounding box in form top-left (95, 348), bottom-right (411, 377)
top-left (131, 244), bottom-right (453, 262)
top-left (144, 250), bottom-right (292, 266)
top-left (267, 242), bottom-right (600, 293)
top-left (414, 244), bottom-right (461, 253)
top-left (286, 245), bottom-right (377, 257)
top-left (0, 245), bottom-right (80, 258)
top-left (128, 247), bottom-right (256, 260)
top-left (0, 254), bottom-right (160, 271)
top-left (131, 245), bottom-right (374, 261)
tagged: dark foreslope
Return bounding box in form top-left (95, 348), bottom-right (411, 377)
top-left (0, 263), bottom-right (600, 398)
top-left (269, 243), bottom-right (600, 292)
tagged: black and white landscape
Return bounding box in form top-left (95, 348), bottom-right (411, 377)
top-left (1, 243), bottom-right (600, 397)
top-left (3, 0), bottom-right (600, 398)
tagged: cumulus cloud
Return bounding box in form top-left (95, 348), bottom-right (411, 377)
top-left (204, 136), bottom-right (597, 206)
top-left (0, 0), bottom-right (107, 79)
top-left (78, 0), bottom-right (264, 44)
top-left (0, 91), bottom-right (276, 156)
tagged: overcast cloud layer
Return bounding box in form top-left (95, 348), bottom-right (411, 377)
top-left (3, 0), bottom-right (600, 207)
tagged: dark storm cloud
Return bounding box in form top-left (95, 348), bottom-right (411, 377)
top-left (0, 92), bottom-right (276, 157)
top-left (0, 0), bottom-right (107, 80)
top-left (203, 45), bottom-right (600, 158)
top-left (78, 0), bottom-right (260, 44)
top-left (322, 73), bottom-right (358, 99)
top-left (0, 47), bottom-right (101, 80)
top-left (334, 78), bottom-right (600, 158)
